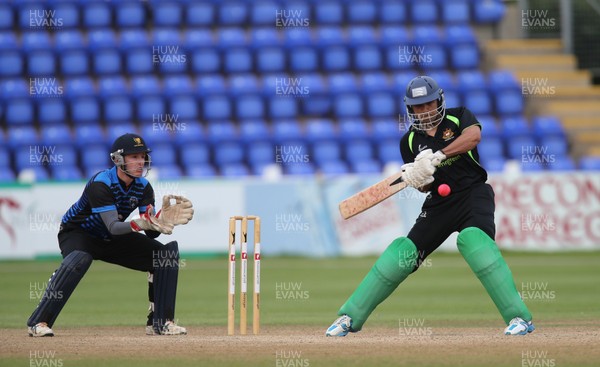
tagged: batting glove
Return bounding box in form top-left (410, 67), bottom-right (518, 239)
top-left (430, 150), bottom-right (446, 167)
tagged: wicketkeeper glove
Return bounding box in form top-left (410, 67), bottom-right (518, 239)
top-left (131, 205), bottom-right (174, 235)
top-left (156, 195), bottom-right (194, 226)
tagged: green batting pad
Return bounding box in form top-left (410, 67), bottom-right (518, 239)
top-left (457, 227), bottom-right (532, 324)
top-left (339, 237), bottom-right (417, 331)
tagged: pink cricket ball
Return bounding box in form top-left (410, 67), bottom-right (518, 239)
top-left (438, 184), bottom-right (451, 197)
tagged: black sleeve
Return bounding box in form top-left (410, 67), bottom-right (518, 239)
top-left (399, 133), bottom-right (415, 164)
top-left (457, 107), bottom-right (481, 133)
top-left (87, 182), bottom-right (117, 214)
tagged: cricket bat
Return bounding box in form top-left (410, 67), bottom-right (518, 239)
top-left (339, 172), bottom-right (408, 220)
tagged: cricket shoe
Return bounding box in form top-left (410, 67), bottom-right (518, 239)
top-left (28, 322), bottom-right (54, 337)
top-left (504, 317), bottom-right (535, 335)
top-left (325, 315), bottom-right (353, 337)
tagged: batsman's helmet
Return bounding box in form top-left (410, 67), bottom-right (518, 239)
top-left (404, 76), bottom-right (445, 131)
top-left (110, 133), bottom-right (152, 177)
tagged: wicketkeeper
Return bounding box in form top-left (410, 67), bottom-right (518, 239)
top-left (27, 133), bottom-right (194, 336)
top-left (326, 76), bottom-right (534, 336)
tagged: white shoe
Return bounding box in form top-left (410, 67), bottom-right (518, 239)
top-left (28, 322), bottom-right (54, 337)
top-left (161, 321), bottom-right (187, 335)
top-left (325, 315), bottom-right (353, 337)
top-left (504, 317), bottom-right (535, 335)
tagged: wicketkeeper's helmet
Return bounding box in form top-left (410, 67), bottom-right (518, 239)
top-left (110, 133), bottom-right (152, 177)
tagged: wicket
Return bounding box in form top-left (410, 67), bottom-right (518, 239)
top-left (228, 215), bottom-right (261, 335)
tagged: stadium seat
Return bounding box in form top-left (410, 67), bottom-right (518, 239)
top-left (235, 95), bottom-right (264, 120)
top-left (51, 165), bottom-right (83, 182)
top-left (328, 73), bottom-right (358, 93)
top-left (169, 95), bottom-right (199, 121)
top-left (196, 75), bottom-right (227, 95)
top-left (121, 31), bottom-right (153, 75)
top-left (315, 2), bottom-right (343, 24)
top-left (378, 139), bottom-right (402, 164)
top-left (456, 70), bottom-right (487, 92)
top-left (151, 144), bottom-right (177, 166)
top-left (0, 169), bottom-right (16, 182)
top-left (155, 166), bottom-right (183, 180)
top-left (464, 90), bottom-right (492, 115)
top-left (501, 116), bottom-right (532, 139)
top-left (116, 2), bottom-right (146, 28)
top-left (187, 2), bottom-right (214, 27)
top-left (339, 119), bottom-right (370, 140)
top-left (153, 2), bottom-right (182, 27)
top-left (348, 1), bottom-right (377, 23)
top-left (247, 141), bottom-right (274, 167)
top-left (477, 137), bottom-right (504, 161)
top-left (481, 158), bottom-right (506, 172)
top-left (229, 74), bottom-right (260, 96)
top-left (82, 2), bottom-right (112, 28)
top-left (186, 164), bottom-right (217, 178)
top-left (104, 95), bottom-right (133, 123)
top-left (221, 163), bottom-right (250, 177)
top-left (255, 46), bottom-right (285, 72)
top-left (351, 159), bottom-right (382, 174)
top-left (539, 136), bottom-right (568, 156)
top-left (345, 140), bottom-right (374, 162)
top-left (40, 124), bottom-right (72, 146)
top-left (360, 72), bottom-right (391, 92)
top-left (219, 2), bottom-right (248, 25)
top-left (320, 160), bottom-right (349, 176)
top-left (139, 123), bottom-right (174, 145)
top-left (495, 89), bottom-right (524, 116)
top-left (81, 145), bottom-right (110, 168)
top-left (380, 1), bottom-right (407, 24)
top-left (74, 123), bottom-right (106, 148)
top-left (217, 28), bottom-right (247, 47)
top-left (18, 166), bottom-right (50, 182)
top-left (137, 95), bottom-right (166, 122)
top-left (579, 156), bottom-right (600, 171)
top-left (478, 116), bottom-right (501, 139)
top-left (0, 4), bottom-right (14, 30)
top-left (214, 142), bottom-right (244, 166)
top-left (89, 30), bottom-right (121, 75)
top-left (272, 120), bottom-right (303, 143)
top-left (207, 120), bottom-right (238, 143)
top-left (191, 48), bottom-right (220, 73)
top-left (366, 92), bottom-right (396, 118)
top-left (251, 2), bottom-right (279, 25)
top-left (5, 98), bottom-right (34, 126)
top-left (441, 0), bottom-right (470, 24)
top-left (413, 25), bottom-right (443, 45)
top-left (106, 123), bottom-right (137, 143)
top-left (269, 98), bottom-right (299, 120)
top-left (285, 163), bottom-right (316, 176)
top-left (354, 45), bottom-right (383, 71)
top-left (0, 147), bottom-right (10, 168)
top-left (473, 0), bottom-right (506, 23)
top-left (55, 31), bottom-right (89, 76)
top-left (163, 75), bottom-right (194, 96)
top-left (203, 95), bottom-right (232, 121)
top-left (371, 119), bottom-right (401, 141)
top-left (507, 136), bottom-right (537, 160)
top-left (174, 121), bottom-right (206, 144)
top-left (289, 47), bottom-right (318, 72)
top-left (240, 120), bottom-right (271, 143)
top-left (531, 115), bottom-right (566, 138)
top-left (334, 93), bottom-right (363, 118)
top-left (449, 43), bottom-right (479, 69)
top-left (305, 119), bottom-right (337, 142)
top-left (322, 46), bottom-right (351, 71)
top-left (488, 69), bottom-right (520, 90)
top-left (411, 0), bottom-right (438, 23)
top-left (548, 156), bottom-right (575, 171)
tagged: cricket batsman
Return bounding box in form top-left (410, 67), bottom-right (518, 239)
top-left (326, 76), bottom-right (535, 336)
top-left (27, 133), bottom-right (194, 336)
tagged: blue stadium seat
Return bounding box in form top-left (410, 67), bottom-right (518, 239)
top-left (89, 30), bottom-right (121, 75)
top-left (473, 0), bottom-right (506, 24)
top-left (318, 27), bottom-right (347, 46)
top-left (477, 137), bottom-right (504, 161)
top-left (180, 143), bottom-right (210, 166)
top-left (507, 136), bottom-right (536, 160)
top-left (488, 69), bottom-right (520, 90)
top-left (74, 123), bottom-right (106, 148)
top-left (5, 98), bottom-right (34, 126)
top-left (306, 119), bottom-right (337, 143)
top-left (170, 95), bottom-right (198, 121)
top-left (441, 0), bottom-right (470, 24)
top-left (348, 26), bottom-right (377, 45)
top-left (322, 46), bottom-right (351, 71)
top-left (531, 116), bottom-right (565, 139)
top-left (151, 29), bottom-right (186, 73)
top-left (247, 141), bottom-right (273, 166)
top-left (501, 116), bottom-right (532, 139)
top-left (17, 2), bottom-right (44, 29)
top-left (340, 119), bottom-right (369, 140)
top-left (106, 124), bottom-right (137, 144)
top-left (221, 163), bottom-right (250, 177)
top-left (153, 2), bottom-right (182, 27)
top-left (163, 75), bottom-right (193, 96)
top-left (381, 26), bottom-right (410, 45)
top-left (464, 90), bottom-right (492, 115)
top-left (393, 71), bottom-right (420, 90)
top-left (224, 48), bottom-right (253, 73)
top-left (378, 139), bottom-right (402, 164)
top-left (55, 31), bottom-right (88, 76)
top-left (445, 25), bottom-right (477, 45)
top-left (235, 95), bottom-right (264, 120)
top-left (174, 121), bottom-right (206, 144)
top-left (351, 159), bottom-right (382, 174)
top-left (269, 97), bottom-right (299, 120)
top-left (240, 120), bottom-right (270, 143)
top-left (411, 0), bottom-right (438, 23)
top-left (184, 28), bottom-right (214, 47)
top-left (328, 73), bottom-right (358, 93)
top-left (284, 28), bottom-right (313, 46)
top-left (478, 116), bottom-right (501, 139)
top-left (55, 145), bottom-right (78, 167)
top-left (372, 119), bottom-right (401, 141)
top-left (187, 3), bottom-right (214, 27)
top-left (0, 34), bottom-right (22, 76)
top-left (360, 72), bottom-right (391, 92)
top-left (548, 156), bottom-right (575, 171)
top-left (219, 2), bottom-right (248, 26)
top-left (285, 163), bottom-right (316, 176)
top-left (203, 95), bottom-right (232, 121)
top-left (413, 25), bottom-right (443, 45)
top-left (195, 75), bottom-right (226, 96)
top-left (315, 2), bottom-right (343, 24)
top-left (311, 141), bottom-right (342, 166)
top-left (186, 164), bottom-right (217, 178)
top-left (8, 126), bottom-right (39, 149)
top-left (229, 74), bottom-right (260, 96)
top-left (348, 1), bottom-right (377, 23)
top-left (40, 124), bottom-right (72, 146)
top-left (320, 160), bottom-right (349, 176)
top-left (443, 88), bottom-right (461, 108)
top-left (150, 144), bottom-right (177, 166)
top-left (86, 166), bottom-right (108, 178)
top-left (51, 165), bottom-right (83, 182)
top-left (354, 45), bottom-right (383, 71)
top-left (82, 2), bottom-right (112, 28)
top-left (481, 158), bottom-right (506, 173)
top-left (251, 1), bottom-right (279, 25)
top-left (98, 76), bottom-right (128, 96)
top-left (387, 45), bottom-right (414, 70)
top-left (449, 43), bottom-right (479, 69)
top-left (137, 95), bottom-right (166, 122)
top-left (425, 70), bottom-right (454, 89)
top-left (115, 1), bottom-right (145, 28)
top-left (345, 140), bottom-right (374, 162)
top-left (272, 120), bottom-right (303, 143)
top-left (334, 93), bottom-right (363, 118)
top-left (252, 29), bottom-right (284, 71)
top-left (37, 98), bottom-right (67, 125)
top-left (380, 1), bottom-right (407, 23)
top-left (121, 31), bottom-right (153, 75)
top-left (0, 4), bottom-right (14, 30)
top-left (366, 92), bottom-right (396, 118)
top-left (456, 70), bottom-right (487, 92)
top-left (0, 147), bottom-right (9, 168)
top-left (0, 170), bottom-right (15, 182)
top-left (495, 89), bottom-right (524, 116)
top-left (579, 156), bottom-right (600, 171)
top-left (539, 136), bottom-right (568, 156)
top-left (15, 147), bottom-right (35, 172)
top-left (214, 142), bottom-right (244, 166)
top-left (22, 32), bottom-right (56, 76)
top-left (64, 77), bottom-right (96, 97)
top-left (139, 123), bottom-right (174, 145)
top-left (207, 120), bottom-right (238, 143)
top-left (521, 161), bottom-right (544, 172)
top-left (217, 28), bottom-right (247, 47)
top-left (104, 95), bottom-right (133, 123)
top-left (289, 47), bottom-right (318, 72)
top-left (191, 48), bottom-right (220, 73)
top-left (156, 166), bottom-right (183, 180)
